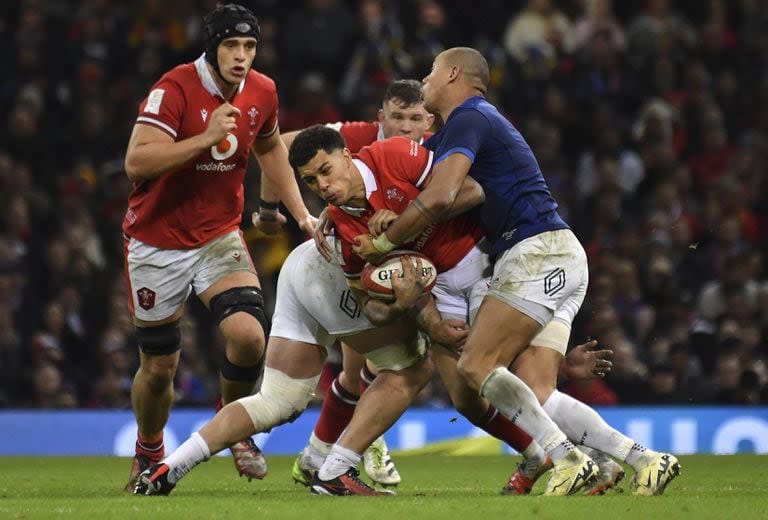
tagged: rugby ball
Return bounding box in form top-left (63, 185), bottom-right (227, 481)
top-left (360, 250), bottom-right (437, 301)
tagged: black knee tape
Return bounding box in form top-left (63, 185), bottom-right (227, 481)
top-left (220, 355), bottom-right (264, 382)
top-left (136, 321), bottom-right (181, 356)
top-left (210, 286), bottom-right (270, 336)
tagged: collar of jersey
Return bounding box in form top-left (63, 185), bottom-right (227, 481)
top-left (339, 159), bottom-right (377, 216)
top-left (450, 95), bottom-right (485, 119)
top-left (195, 54), bottom-right (246, 99)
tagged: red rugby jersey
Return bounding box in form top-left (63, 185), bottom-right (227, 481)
top-left (123, 56), bottom-right (279, 249)
top-left (329, 137), bottom-right (482, 277)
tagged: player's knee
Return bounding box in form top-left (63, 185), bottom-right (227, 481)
top-left (526, 380), bottom-right (555, 406)
top-left (237, 367), bottom-right (319, 432)
top-left (221, 314), bottom-right (266, 360)
top-left (455, 356), bottom-right (485, 392)
top-left (136, 321), bottom-right (181, 356)
top-left (211, 287), bottom-right (270, 345)
top-left (140, 355), bottom-right (178, 389)
top-left (413, 354), bottom-right (435, 387)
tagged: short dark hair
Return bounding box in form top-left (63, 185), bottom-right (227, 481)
top-left (382, 79), bottom-right (423, 107)
top-left (288, 125), bottom-right (346, 173)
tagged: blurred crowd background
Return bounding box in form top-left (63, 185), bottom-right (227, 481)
top-left (1, 0), bottom-right (767, 410)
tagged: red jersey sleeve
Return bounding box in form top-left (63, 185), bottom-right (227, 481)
top-left (256, 77), bottom-right (279, 138)
top-left (136, 78), bottom-right (185, 139)
top-left (364, 137), bottom-right (434, 188)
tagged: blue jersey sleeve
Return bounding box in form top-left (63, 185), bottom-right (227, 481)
top-left (432, 109), bottom-right (490, 165)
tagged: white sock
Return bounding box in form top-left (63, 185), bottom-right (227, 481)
top-left (479, 367), bottom-right (570, 460)
top-left (522, 441), bottom-right (546, 462)
top-left (624, 443), bottom-right (654, 471)
top-left (308, 432), bottom-right (334, 456)
top-left (317, 444), bottom-right (361, 481)
top-left (164, 432), bottom-right (211, 484)
top-left (543, 390), bottom-right (637, 462)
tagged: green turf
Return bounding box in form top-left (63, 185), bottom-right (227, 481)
top-left (0, 455), bottom-right (766, 519)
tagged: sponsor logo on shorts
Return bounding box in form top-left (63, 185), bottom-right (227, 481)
top-left (544, 268), bottom-right (566, 295)
top-left (232, 252), bottom-right (241, 262)
top-left (339, 290), bottom-right (361, 319)
top-left (137, 287), bottom-right (156, 310)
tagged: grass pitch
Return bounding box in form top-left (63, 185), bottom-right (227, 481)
top-left (1, 455), bottom-right (766, 519)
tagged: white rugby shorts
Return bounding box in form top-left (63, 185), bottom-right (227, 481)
top-left (270, 240), bottom-right (374, 348)
top-left (431, 241), bottom-right (492, 321)
top-left (124, 230), bottom-right (254, 321)
top-left (472, 229), bottom-right (588, 353)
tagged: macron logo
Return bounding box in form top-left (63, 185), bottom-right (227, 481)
top-left (201, 109), bottom-right (208, 123)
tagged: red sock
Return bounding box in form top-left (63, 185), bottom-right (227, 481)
top-left (476, 406), bottom-right (533, 453)
top-left (136, 432), bottom-right (164, 460)
top-left (313, 378), bottom-right (358, 444)
top-left (358, 364), bottom-right (376, 394)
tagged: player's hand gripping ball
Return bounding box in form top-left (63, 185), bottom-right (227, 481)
top-left (361, 251), bottom-right (437, 301)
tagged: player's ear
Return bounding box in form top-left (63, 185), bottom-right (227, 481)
top-left (377, 108), bottom-right (385, 123)
top-left (426, 113), bottom-right (435, 127)
top-left (448, 65), bottom-right (460, 83)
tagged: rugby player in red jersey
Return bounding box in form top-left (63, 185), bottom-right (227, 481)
top-left (288, 126), bottom-right (610, 494)
top-left (121, 3), bottom-right (315, 491)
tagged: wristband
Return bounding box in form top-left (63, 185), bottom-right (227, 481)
top-left (258, 198), bottom-right (279, 210)
top-left (372, 232), bottom-right (397, 254)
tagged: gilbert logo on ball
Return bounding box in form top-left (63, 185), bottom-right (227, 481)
top-left (361, 250), bottom-right (437, 300)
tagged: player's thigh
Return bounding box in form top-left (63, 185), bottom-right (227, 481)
top-left (265, 336), bottom-right (327, 380)
top-left (197, 270), bottom-right (261, 308)
top-left (137, 349), bottom-right (181, 378)
top-left (343, 321), bottom-right (428, 372)
top-left (195, 231), bottom-right (260, 307)
top-left (511, 345), bottom-right (562, 405)
top-left (170, 232), bottom-right (264, 341)
top-left (125, 238), bottom-right (195, 322)
top-left (460, 297), bottom-right (542, 374)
